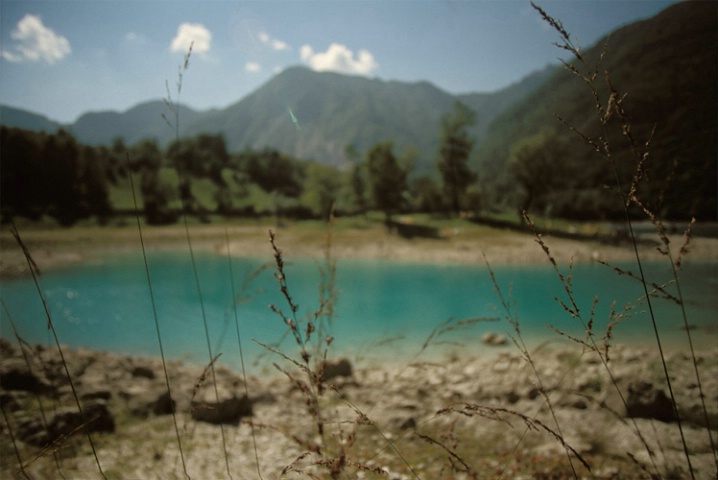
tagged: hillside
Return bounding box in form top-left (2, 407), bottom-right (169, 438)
top-left (0, 67), bottom-right (552, 173)
top-left (0, 105), bottom-right (62, 133)
top-left (458, 64), bottom-right (558, 146)
top-left (182, 67), bottom-right (457, 170)
top-left (476, 0), bottom-right (717, 221)
top-left (69, 101), bottom-right (207, 147)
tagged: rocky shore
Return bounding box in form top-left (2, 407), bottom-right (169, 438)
top-left (1, 338), bottom-right (716, 479)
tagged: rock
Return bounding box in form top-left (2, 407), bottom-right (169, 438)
top-left (131, 365), bottom-right (155, 380)
top-left (626, 381), bottom-right (676, 422)
top-left (81, 388), bottom-right (112, 402)
top-left (52, 401), bottom-right (115, 437)
top-left (0, 357), bottom-right (52, 393)
top-left (124, 386), bottom-right (176, 418)
top-left (18, 401), bottom-right (115, 446)
top-left (0, 391), bottom-right (27, 411)
top-left (392, 417), bottom-right (416, 430)
top-left (322, 358), bottom-right (353, 381)
top-left (152, 391), bottom-right (176, 416)
top-left (505, 391), bottom-right (520, 404)
top-left (191, 385), bottom-right (252, 425)
top-left (481, 332), bottom-right (508, 346)
top-left (0, 338), bottom-right (17, 356)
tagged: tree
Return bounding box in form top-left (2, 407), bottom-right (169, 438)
top-left (437, 101), bottom-right (477, 216)
top-left (42, 130), bottom-right (83, 226)
top-left (366, 141), bottom-right (407, 224)
top-left (301, 162), bottom-right (341, 220)
top-left (79, 145), bottom-right (112, 223)
top-left (349, 164), bottom-right (368, 215)
top-left (410, 175), bottom-right (443, 213)
top-left (241, 148), bottom-right (305, 198)
top-left (508, 130), bottom-right (569, 219)
top-left (131, 140), bottom-right (177, 224)
top-left (345, 144), bottom-right (368, 215)
top-left (1, 127), bottom-right (45, 220)
top-left (140, 167), bottom-right (177, 225)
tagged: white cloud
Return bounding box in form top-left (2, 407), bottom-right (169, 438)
top-left (257, 30), bottom-right (289, 51)
top-left (300, 43), bottom-right (377, 76)
top-left (0, 14), bottom-right (71, 64)
top-left (170, 23), bottom-right (211, 55)
top-left (245, 61), bottom-right (261, 73)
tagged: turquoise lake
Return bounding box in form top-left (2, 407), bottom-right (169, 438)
top-left (1, 251), bottom-right (716, 371)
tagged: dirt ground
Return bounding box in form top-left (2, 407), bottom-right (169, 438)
top-left (2, 219), bottom-right (716, 278)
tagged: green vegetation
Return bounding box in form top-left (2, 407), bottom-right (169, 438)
top-left (476, 1), bottom-right (717, 221)
top-left (436, 101), bottom-right (478, 216)
top-left (2, 4), bottom-right (715, 227)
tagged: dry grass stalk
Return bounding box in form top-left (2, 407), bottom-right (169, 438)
top-left (530, 1), bottom-right (716, 475)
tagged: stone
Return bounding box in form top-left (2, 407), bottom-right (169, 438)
top-left (81, 388), bottom-right (112, 402)
top-left (0, 338), bottom-right (17, 356)
top-left (322, 358), bottom-right (353, 381)
top-left (481, 332), bottom-right (508, 346)
top-left (18, 401), bottom-right (115, 446)
top-left (0, 357), bottom-right (52, 393)
top-left (131, 365), bottom-right (155, 380)
top-left (125, 387), bottom-right (176, 418)
top-left (51, 401), bottom-right (116, 438)
top-left (152, 391), bottom-right (176, 416)
top-left (625, 381), bottom-right (676, 422)
top-left (191, 385), bottom-right (252, 425)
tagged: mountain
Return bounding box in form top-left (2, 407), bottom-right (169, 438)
top-left (476, 0), bottom-right (717, 220)
top-left (458, 64), bottom-right (558, 146)
top-left (0, 66), bottom-right (552, 172)
top-left (183, 67), bottom-right (461, 169)
top-left (0, 105), bottom-right (62, 133)
top-left (69, 101), bottom-right (206, 147)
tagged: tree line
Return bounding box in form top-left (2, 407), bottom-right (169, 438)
top-left (6, 96), bottom-right (687, 228)
top-left (1, 101), bottom-right (482, 226)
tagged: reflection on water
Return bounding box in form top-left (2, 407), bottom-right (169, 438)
top-left (1, 251), bottom-right (716, 370)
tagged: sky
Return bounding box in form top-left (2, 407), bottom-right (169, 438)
top-left (1, 0), bottom-right (678, 124)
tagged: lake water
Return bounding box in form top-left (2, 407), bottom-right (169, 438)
top-left (1, 250), bottom-right (716, 372)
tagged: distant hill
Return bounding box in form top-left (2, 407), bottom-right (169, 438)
top-left (0, 105), bottom-right (62, 133)
top-left (69, 101), bottom-right (207, 147)
top-left (184, 67), bottom-right (461, 170)
top-left (0, 67), bottom-right (553, 172)
top-left (458, 64), bottom-right (558, 146)
top-left (476, 0), bottom-right (717, 220)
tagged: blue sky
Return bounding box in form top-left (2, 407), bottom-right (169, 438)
top-left (1, 0), bottom-right (676, 124)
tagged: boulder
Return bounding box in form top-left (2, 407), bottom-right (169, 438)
top-left (482, 332), bottom-right (508, 346)
top-left (0, 338), bottom-right (17, 356)
top-left (322, 358), bottom-right (353, 381)
top-left (191, 385), bottom-right (252, 425)
top-left (626, 381), bottom-right (676, 422)
top-left (131, 365), bottom-right (156, 380)
top-left (17, 401), bottom-right (115, 446)
top-left (0, 357), bottom-right (53, 393)
top-left (126, 387), bottom-right (176, 418)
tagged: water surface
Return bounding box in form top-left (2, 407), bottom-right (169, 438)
top-left (1, 250), bottom-right (715, 371)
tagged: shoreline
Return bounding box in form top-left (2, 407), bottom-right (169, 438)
top-left (2, 221), bottom-right (717, 278)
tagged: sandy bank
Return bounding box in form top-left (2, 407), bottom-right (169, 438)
top-left (2, 221), bottom-right (717, 277)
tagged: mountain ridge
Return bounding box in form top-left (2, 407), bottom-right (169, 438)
top-left (0, 65), bottom-right (554, 170)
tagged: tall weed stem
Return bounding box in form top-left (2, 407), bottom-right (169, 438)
top-left (9, 220), bottom-right (106, 479)
top-left (128, 162), bottom-right (189, 478)
top-left (532, 2), bottom-right (701, 476)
